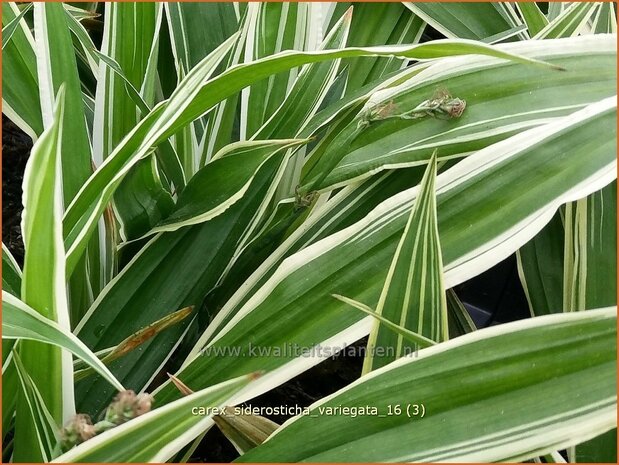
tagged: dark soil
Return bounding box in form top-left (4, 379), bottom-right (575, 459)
top-left (457, 256), bottom-right (530, 326)
top-left (2, 116), bottom-right (31, 266)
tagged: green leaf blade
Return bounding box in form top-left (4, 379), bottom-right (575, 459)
top-left (73, 153), bottom-right (288, 416)
top-left (54, 373), bottom-right (257, 463)
top-left (364, 152), bottom-right (447, 373)
top-left (12, 350), bottom-right (59, 462)
top-left (3, 291), bottom-right (124, 392)
top-left (404, 2), bottom-right (525, 41)
top-left (149, 139), bottom-right (307, 235)
top-left (2, 2), bottom-right (43, 139)
top-left (238, 308), bottom-right (617, 462)
top-left (304, 35), bottom-right (616, 192)
top-left (2, 243), bottom-right (22, 297)
top-left (154, 97), bottom-right (616, 411)
top-left (14, 86), bottom-right (74, 462)
top-left (64, 36), bottom-right (560, 274)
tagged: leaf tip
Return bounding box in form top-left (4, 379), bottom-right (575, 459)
top-left (167, 373), bottom-right (194, 396)
top-left (179, 305), bottom-right (195, 317)
top-left (344, 5), bottom-right (354, 22)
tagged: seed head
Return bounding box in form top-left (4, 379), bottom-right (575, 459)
top-left (60, 414), bottom-right (96, 451)
top-left (104, 390), bottom-right (154, 425)
top-left (440, 98), bottom-right (466, 118)
top-left (373, 101), bottom-right (398, 119)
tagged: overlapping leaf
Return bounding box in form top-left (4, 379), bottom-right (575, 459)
top-left (155, 97), bottom-right (617, 409)
top-left (302, 35), bottom-right (616, 192)
top-left (14, 87), bottom-right (73, 462)
top-left (74, 154), bottom-right (289, 416)
top-left (2, 291), bottom-right (123, 392)
top-left (93, 3), bottom-right (173, 243)
top-left (240, 2), bottom-right (321, 140)
top-left (404, 2), bottom-right (526, 41)
top-left (145, 139), bottom-right (307, 235)
top-left (333, 2), bottom-right (426, 94)
top-left (63, 37), bottom-right (559, 275)
top-left (238, 308), bottom-right (617, 462)
top-left (34, 2), bottom-right (100, 323)
top-left (12, 351), bottom-right (59, 462)
top-left (361, 152), bottom-right (447, 374)
top-left (2, 243), bottom-right (22, 297)
top-left (2, 2), bottom-right (42, 139)
top-left (54, 373), bottom-right (258, 463)
top-left (2, 5), bottom-right (617, 462)
top-left (534, 2), bottom-right (601, 39)
top-left (63, 34), bottom-right (237, 275)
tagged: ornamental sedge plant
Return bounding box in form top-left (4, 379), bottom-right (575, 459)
top-left (1, 2), bottom-right (617, 463)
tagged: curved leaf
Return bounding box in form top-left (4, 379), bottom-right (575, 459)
top-left (63, 37), bottom-right (560, 275)
top-left (54, 373), bottom-right (258, 463)
top-left (2, 243), bottom-right (22, 297)
top-left (302, 35), bottom-right (616, 192)
top-left (154, 97), bottom-right (617, 409)
top-left (73, 154), bottom-right (289, 416)
top-left (145, 139), bottom-right (307, 235)
top-left (3, 291), bottom-right (124, 392)
top-left (14, 86), bottom-right (73, 462)
top-left (239, 308), bottom-right (617, 462)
